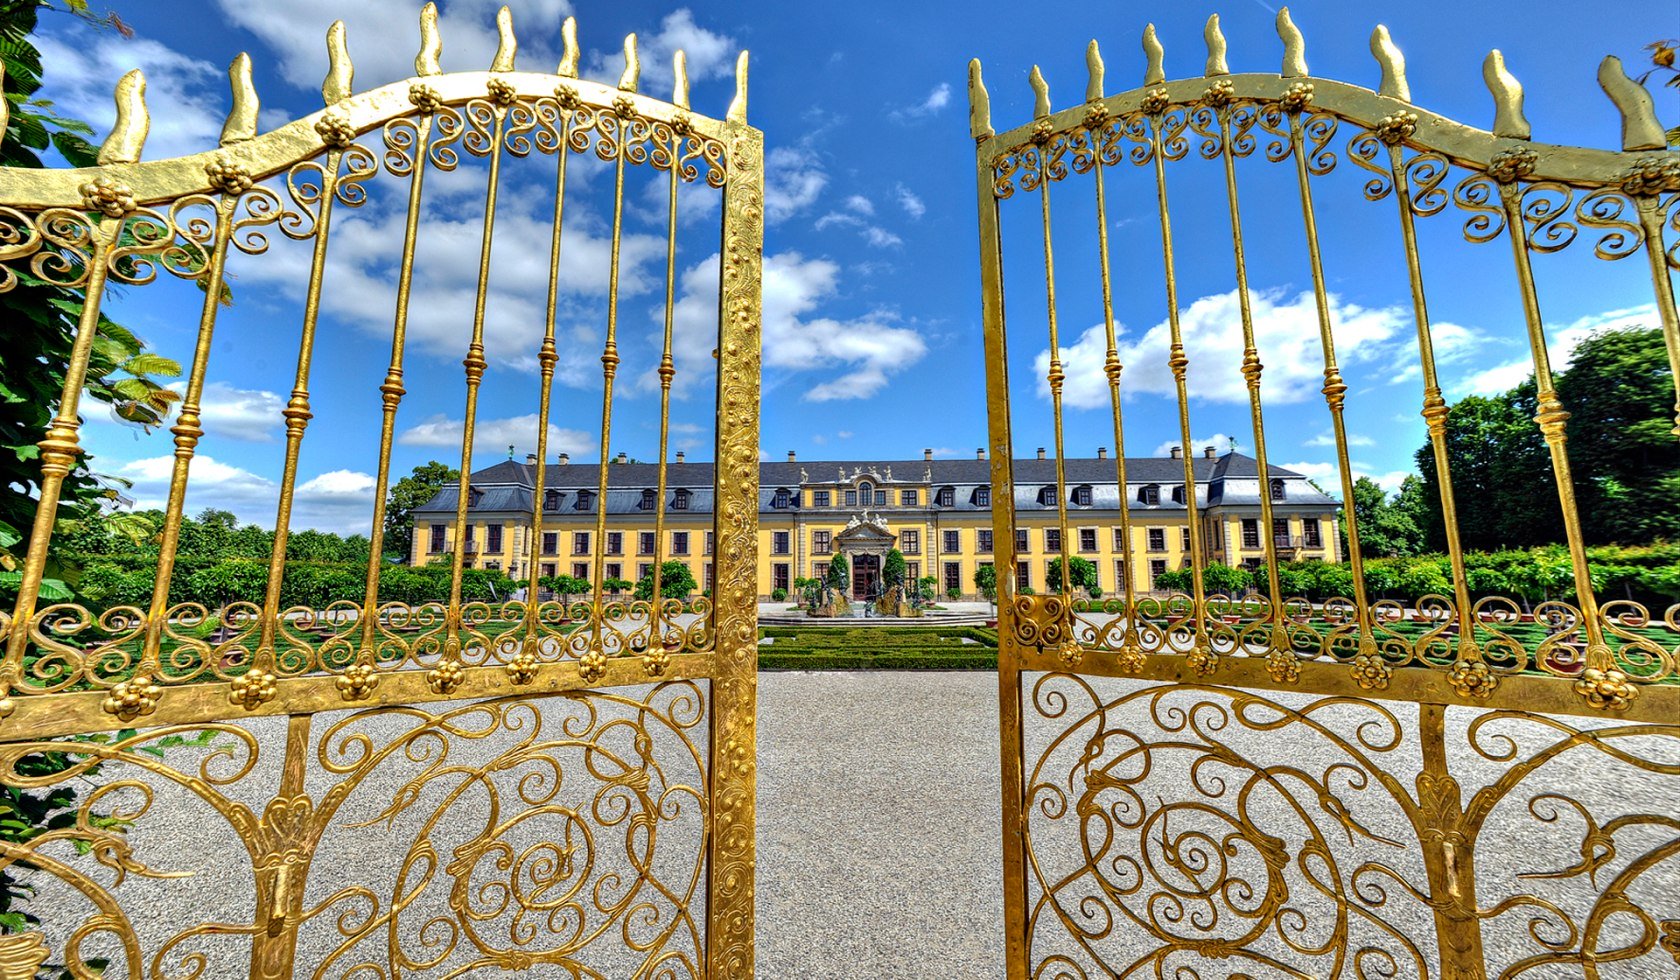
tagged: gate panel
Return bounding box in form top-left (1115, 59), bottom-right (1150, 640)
top-left (0, 8), bottom-right (759, 977)
top-left (971, 14), bottom-right (1678, 979)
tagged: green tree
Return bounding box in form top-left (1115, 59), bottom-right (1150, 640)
top-left (635, 560), bottom-right (697, 600)
top-left (1046, 555), bottom-right (1097, 595)
top-left (882, 548), bottom-right (906, 589)
top-left (973, 563), bottom-right (997, 610)
top-left (1343, 476), bottom-right (1424, 559)
top-left (1201, 561), bottom-right (1252, 596)
top-left (1413, 387), bottom-right (1559, 552)
top-left (384, 461), bottom-right (459, 561)
top-left (824, 553), bottom-right (850, 592)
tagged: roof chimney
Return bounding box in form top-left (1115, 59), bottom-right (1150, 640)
top-left (616, 451), bottom-right (627, 464)
top-left (675, 451), bottom-right (685, 464)
top-left (558, 452), bottom-right (569, 465)
top-left (1036, 447), bottom-right (1046, 460)
top-left (1204, 445), bottom-right (1216, 459)
top-left (976, 447), bottom-right (986, 460)
top-left (525, 453), bottom-right (537, 465)
top-left (787, 450), bottom-right (796, 463)
top-left (923, 448), bottom-right (933, 461)
top-left (1170, 446), bottom-right (1183, 459)
top-left (1097, 447), bottom-right (1107, 459)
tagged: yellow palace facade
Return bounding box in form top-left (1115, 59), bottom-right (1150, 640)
top-left (411, 446), bottom-right (1343, 600)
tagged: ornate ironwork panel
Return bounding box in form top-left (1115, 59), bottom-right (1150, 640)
top-left (971, 13), bottom-right (1679, 979)
top-left (0, 6), bottom-right (761, 977)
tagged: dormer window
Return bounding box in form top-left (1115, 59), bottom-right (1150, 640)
top-left (772, 487), bottom-right (792, 509)
top-left (859, 481), bottom-right (873, 500)
top-left (1140, 485), bottom-right (1160, 506)
top-left (1171, 485), bottom-right (1185, 504)
top-left (575, 490), bottom-right (594, 511)
top-left (468, 486), bottom-right (484, 506)
top-left (1270, 478), bottom-right (1286, 501)
top-left (1073, 485), bottom-right (1092, 506)
top-left (640, 488), bottom-right (657, 511)
top-left (973, 486), bottom-right (990, 507)
top-left (936, 486), bottom-right (955, 507)
top-left (543, 490), bottom-right (561, 512)
top-left (1037, 486), bottom-right (1056, 506)
top-left (673, 489), bottom-right (691, 510)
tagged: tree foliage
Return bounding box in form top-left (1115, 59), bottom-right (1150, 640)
top-left (1046, 555), bottom-right (1097, 595)
top-left (882, 548), bottom-right (905, 589)
top-left (384, 461), bottom-right (459, 559)
top-left (824, 553), bottom-right (849, 592)
top-left (634, 560), bottom-right (697, 600)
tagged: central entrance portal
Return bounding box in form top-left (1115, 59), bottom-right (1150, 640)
top-left (853, 553), bottom-right (881, 601)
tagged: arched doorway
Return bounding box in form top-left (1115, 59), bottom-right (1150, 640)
top-left (852, 553), bottom-right (881, 601)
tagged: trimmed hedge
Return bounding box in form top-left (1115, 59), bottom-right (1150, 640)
top-left (756, 625), bottom-right (999, 670)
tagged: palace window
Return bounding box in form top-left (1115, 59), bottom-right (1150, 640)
top-left (705, 531), bottom-right (714, 555)
top-left (543, 490), bottom-right (560, 511)
top-left (813, 530), bottom-right (832, 554)
top-left (1079, 528), bottom-right (1097, 553)
top-left (772, 563), bottom-right (790, 593)
top-left (573, 562), bottom-right (590, 579)
top-left (859, 481), bottom-right (873, 500)
top-left (1016, 561), bottom-right (1030, 591)
top-left (1044, 528), bottom-right (1061, 552)
top-left (606, 562), bottom-right (621, 580)
top-left (1037, 486), bottom-right (1056, 506)
top-left (572, 531), bottom-right (591, 555)
top-left (639, 531), bottom-right (656, 555)
top-left (1015, 529), bottom-right (1029, 553)
top-left (574, 490), bottom-right (593, 511)
top-left (943, 530), bottom-right (960, 553)
top-left (486, 524), bottom-right (503, 552)
top-left (937, 486), bottom-right (955, 507)
top-left (1073, 485), bottom-right (1092, 506)
top-left (1304, 520), bottom-right (1322, 547)
top-left (1274, 518), bottom-right (1291, 545)
top-left (1270, 479), bottom-right (1286, 501)
top-left (772, 531), bottom-right (790, 555)
top-left (1149, 559), bottom-right (1167, 586)
top-left (977, 530), bottom-right (993, 553)
top-left (673, 489), bottom-right (691, 510)
top-left (872, 490), bottom-right (885, 506)
top-left (542, 532), bottom-right (558, 556)
top-left (900, 489), bottom-right (917, 506)
top-left (1140, 485), bottom-right (1160, 505)
top-left (1113, 528), bottom-right (1126, 551)
top-left (606, 531), bottom-right (623, 556)
top-left (845, 490), bottom-right (858, 506)
top-left (1114, 559), bottom-right (1126, 588)
top-left (1242, 519), bottom-right (1260, 548)
top-left (430, 524), bottom-right (446, 552)
top-left (907, 561), bottom-right (920, 580)
top-left (640, 488), bottom-right (656, 510)
top-left (705, 563), bottom-right (715, 590)
top-left (1147, 528), bottom-right (1166, 552)
top-left (944, 562), bottom-right (961, 594)
top-left (901, 530), bottom-right (920, 555)
top-left (813, 490), bottom-right (830, 507)
top-left (1181, 527), bottom-right (1191, 550)
top-left (974, 486), bottom-right (990, 507)
top-left (672, 531), bottom-right (690, 556)
top-left (772, 487), bottom-right (792, 509)
top-left (815, 561), bottom-right (828, 582)
top-left (541, 562), bottom-right (556, 578)
top-left (638, 563), bottom-right (652, 581)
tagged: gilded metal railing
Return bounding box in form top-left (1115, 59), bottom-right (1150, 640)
top-left (0, 6), bottom-right (761, 977)
top-left (972, 13), bottom-right (1679, 979)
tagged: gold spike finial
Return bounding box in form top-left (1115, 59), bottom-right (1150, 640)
top-left (968, 58), bottom-right (992, 140)
top-left (1029, 65), bottom-right (1050, 119)
top-left (1085, 40), bottom-right (1104, 102)
top-left (416, 3), bottom-right (442, 77)
top-left (323, 21), bottom-right (353, 104)
top-left (1597, 55), bottom-right (1665, 152)
top-left (222, 52), bottom-right (259, 145)
top-left (618, 33), bottom-right (640, 92)
top-left (1483, 50), bottom-right (1531, 140)
top-left (0, 64), bottom-right (8, 141)
top-left (1371, 25), bottom-right (1409, 102)
top-left (491, 5), bottom-right (516, 71)
top-left (1278, 8), bottom-right (1307, 78)
top-left (1204, 14), bottom-right (1229, 77)
top-left (727, 50), bottom-right (749, 123)
top-left (1143, 24), bottom-right (1165, 86)
top-left (558, 16), bottom-right (579, 77)
top-left (672, 50), bottom-right (690, 109)
top-left (97, 69), bottom-right (148, 165)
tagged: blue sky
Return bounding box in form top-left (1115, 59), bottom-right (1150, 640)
top-left (35, 0), bottom-right (1677, 533)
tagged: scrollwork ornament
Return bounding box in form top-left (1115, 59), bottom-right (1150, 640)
top-left (228, 670), bottom-right (276, 710)
top-left (314, 110), bottom-right (356, 149)
top-left (103, 674), bottom-right (161, 721)
top-left (1573, 667), bottom-right (1638, 710)
top-left (335, 662), bottom-right (377, 701)
top-left (78, 177), bottom-right (135, 218)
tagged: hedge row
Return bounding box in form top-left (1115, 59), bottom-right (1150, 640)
top-left (758, 650), bottom-right (998, 670)
top-left (73, 559), bottom-right (518, 611)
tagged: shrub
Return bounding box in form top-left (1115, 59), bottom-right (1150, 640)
top-left (634, 560), bottom-right (697, 600)
top-left (771, 587), bottom-right (788, 601)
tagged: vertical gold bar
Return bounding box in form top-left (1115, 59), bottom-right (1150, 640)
top-left (1385, 142), bottom-right (1478, 660)
top-left (1036, 180), bottom-right (1076, 623)
top-left (1212, 101), bottom-right (1288, 659)
top-left (445, 107), bottom-right (510, 659)
top-left (1146, 103), bottom-right (1210, 660)
top-left (707, 119), bottom-right (762, 980)
top-left (648, 128), bottom-right (682, 650)
top-left (1091, 156), bottom-right (1142, 668)
top-left (1635, 201), bottom-right (1680, 438)
top-left (1495, 182), bottom-right (1610, 671)
top-left (359, 115), bottom-right (435, 657)
top-left (140, 195), bottom-right (239, 672)
top-left (589, 120), bottom-right (629, 652)
top-left (256, 149), bottom-right (345, 672)
top-left (524, 110), bottom-right (574, 649)
top-left (1, 216), bottom-right (124, 693)
top-left (1286, 109), bottom-right (1376, 658)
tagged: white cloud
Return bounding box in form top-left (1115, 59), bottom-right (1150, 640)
top-left (213, 0), bottom-right (573, 95)
top-left (164, 381), bottom-right (284, 443)
top-left (843, 194), bottom-right (874, 216)
top-left (663, 251), bottom-right (927, 401)
top-left (1279, 459), bottom-right (1410, 497)
top-left (584, 9), bottom-right (736, 95)
top-left (765, 146), bottom-right (827, 222)
top-left (399, 413), bottom-right (594, 457)
top-left (112, 455), bottom-right (376, 533)
top-left (1037, 289), bottom-right (1408, 409)
top-left (1153, 434), bottom-right (1237, 457)
top-left (814, 208), bottom-right (901, 248)
top-left (892, 82), bottom-right (951, 120)
top-left (1447, 304), bottom-right (1657, 398)
top-left (35, 30), bottom-right (222, 161)
top-left (1303, 429), bottom-right (1375, 448)
top-left (895, 184), bottom-right (926, 219)
top-left (862, 227), bottom-right (903, 248)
